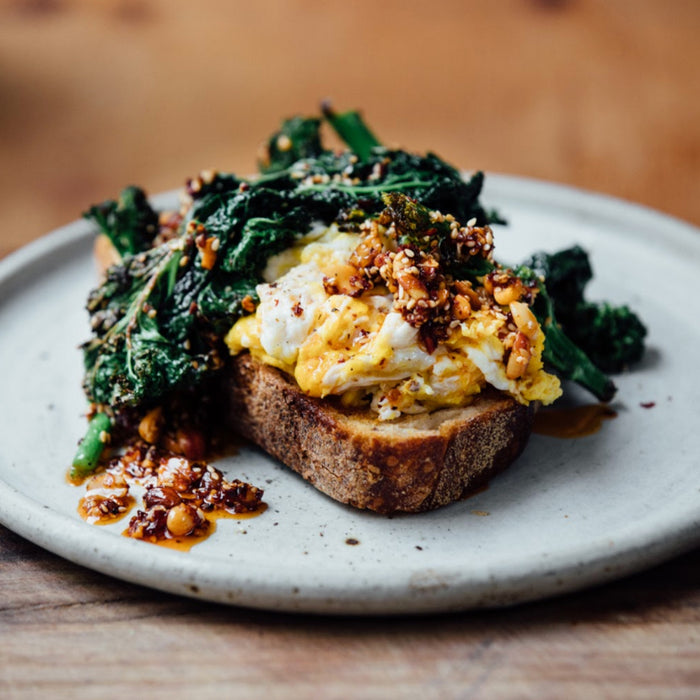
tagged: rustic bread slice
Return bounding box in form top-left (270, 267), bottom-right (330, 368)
top-left (226, 353), bottom-right (535, 514)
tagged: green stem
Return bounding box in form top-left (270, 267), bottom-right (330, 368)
top-left (298, 179), bottom-right (435, 196)
top-left (71, 412), bottom-right (112, 479)
top-left (541, 321), bottom-right (617, 402)
top-left (322, 104), bottom-right (381, 161)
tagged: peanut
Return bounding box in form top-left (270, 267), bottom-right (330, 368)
top-left (453, 294), bottom-right (472, 320)
top-left (509, 301), bottom-right (540, 340)
top-left (494, 283), bottom-right (524, 306)
top-left (506, 331), bottom-right (532, 379)
top-left (166, 503), bottom-right (200, 537)
top-left (138, 406), bottom-right (163, 444)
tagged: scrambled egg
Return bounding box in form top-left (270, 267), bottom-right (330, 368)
top-left (226, 225), bottom-right (561, 420)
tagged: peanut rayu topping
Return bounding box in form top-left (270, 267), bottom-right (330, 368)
top-left (226, 193), bottom-right (563, 420)
top-left (324, 194), bottom-right (537, 354)
top-left (78, 443), bottom-right (264, 544)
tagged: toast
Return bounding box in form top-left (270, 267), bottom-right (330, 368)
top-left (227, 352), bottom-right (535, 514)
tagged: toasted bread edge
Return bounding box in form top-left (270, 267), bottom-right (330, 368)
top-left (227, 353), bottom-right (535, 514)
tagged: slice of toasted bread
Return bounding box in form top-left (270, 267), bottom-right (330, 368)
top-left (226, 353), bottom-right (535, 513)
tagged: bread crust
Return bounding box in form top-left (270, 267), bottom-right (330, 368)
top-left (227, 353), bottom-right (535, 513)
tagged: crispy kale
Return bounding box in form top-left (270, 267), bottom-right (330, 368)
top-left (524, 246), bottom-right (647, 374)
top-left (259, 115), bottom-right (324, 173)
top-left (84, 185), bottom-right (159, 258)
top-left (82, 241), bottom-right (201, 408)
top-left (82, 190), bottom-right (310, 409)
top-left (260, 106), bottom-right (499, 226)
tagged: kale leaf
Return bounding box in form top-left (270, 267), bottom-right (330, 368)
top-left (259, 116), bottom-right (324, 173)
top-left (524, 246), bottom-right (647, 374)
top-left (84, 186), bottom-right (159, 258)
top-left (292, 150), bottom-right (497, 227)
top-left (566, 302), bottom-right (647, 373)
top-left (82, 241), bottom-right (204, 408)
top-left (82, 188), bottom-right (312, 408)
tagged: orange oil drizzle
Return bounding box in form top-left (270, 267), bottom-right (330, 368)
top-left (66, 470), bottom-right (89, 487)
top-left (77, 495), bottom-right (136, 526)
top-left (125, 504), bottom-right (268, 552)
top-left (533, 403), bottom-right (617, 439)
top-left (70, 441), bottom-right (265, 551)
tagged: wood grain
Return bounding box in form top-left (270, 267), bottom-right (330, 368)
top-left (1, 525), bottom-right (698, 698)
top-left (1, 1), bottom-right (699, 696)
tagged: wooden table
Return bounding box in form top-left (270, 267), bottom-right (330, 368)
top-left (1, 1), bottom-right (699, 696)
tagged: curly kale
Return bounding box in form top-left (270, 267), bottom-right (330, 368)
top-left (84, 185), bottom-right (159, 258)
top-left (259, 115), bottom-right (324, 173)
top-left (82, 188), bottom-right (312, 409)
top-left (82, 242), bottom-right (200, 408)
top-left (524, 246), bottom-right (647, 374)
top-left (259, 105), bottom-right (500, 226)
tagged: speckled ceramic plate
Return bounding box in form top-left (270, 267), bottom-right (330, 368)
top-left (1, 176), bottom-right (699, 614)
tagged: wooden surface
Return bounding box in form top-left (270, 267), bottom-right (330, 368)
top-left (1, 1), bottom-right (699, 697)
top-left (1, 526), bottom-right (698, 698)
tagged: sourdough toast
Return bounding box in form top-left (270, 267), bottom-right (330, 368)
top-left (227, 353), bottom-right (535, 513)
